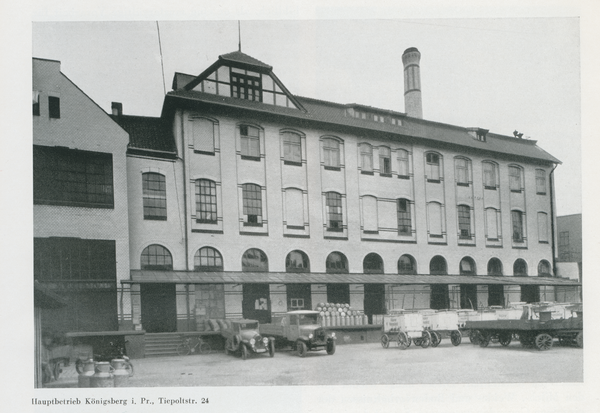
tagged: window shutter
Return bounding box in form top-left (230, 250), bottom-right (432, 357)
top-left (285, 189), bottom-right (304, 227)
top-left (193, 119), bottom-right (214, 152)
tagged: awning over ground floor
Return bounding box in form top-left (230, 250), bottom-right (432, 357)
top-left (124, 270), bottom-right (581, 286)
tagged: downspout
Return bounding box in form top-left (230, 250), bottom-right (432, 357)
top-left (179, 111), bottom-right (191, 330)
top-left (549, 163), bottom-right (558, 277)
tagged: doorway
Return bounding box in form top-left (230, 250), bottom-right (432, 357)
top-left (326, 284), bottom-right (350, 305)
top-left (460, 284), bottom-right (478, 310)
top-left (430, 285), bottom-right (449, 309)
top-left (520, 285), bottom-right (540, 303)
top-left (364, 284), bottom-right (386, 324)
top-left (140, 284), bottom-right (177, 333)
top-left (286, 284), bottom-right (312, 311)
top-left (242, 284), bottom-right (271, 324)
top-left (488, 285), bottom-right (504, 307)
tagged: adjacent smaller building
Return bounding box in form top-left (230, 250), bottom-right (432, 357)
top-left (556, 214), bottom-right (582, 282)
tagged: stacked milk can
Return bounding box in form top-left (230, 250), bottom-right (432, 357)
top-left (316, 303), bottom-right (368, 327)
top-left (78, 359), bottom-right (131, 388)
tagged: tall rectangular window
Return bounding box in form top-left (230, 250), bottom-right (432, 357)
top-left (282, 132), bottom-right (302, 164)
top-left (512, 210), bottom-right (524, 242)
top-left (242, 184), bottom-right (262, 225)
top-left (326, 192), bottom-right (343, 231)
top-left (455, 158), bottom-right (469, 185)
top-left (379, 147), bottom-right (391, 175)
top-left (231, 71), bottom-right (262, 102)
top-left (192, 118), bottom-right (214, 153)
top-left (428, 202), bottom-right (443, 237)
top-left (240, 125), bottom-right (260, 158)
top-left (426, 153), bottom-right (440, 181)
top-left (397, 198), bottom-right (411, 235)
top-left (537, 212), bottom-right (548, 242)
top-left (536, 169), bottom-right (546, 194)
top-left (323, 138), bottom-right (341, 168)
top-left (397, 149), bottom-right (409, 177)
top-left (48, 96), bottom-right (60, 119)
top-left (142, 172), bottom-right (167, 220)
top-left (458, 205), bottom-right (471, 238)
top-left (360, 144), bottom-right (373, 172)
top-left (483, 162), bottom-right (496, 189)
top-left (33, 145), bottom-right (114, 208)
top-left (509, 166), bottom-right (522, 192)
top-left (196, 179), bottom-right (217, 223)
top-left (486, 208), bottom-right (500, 240)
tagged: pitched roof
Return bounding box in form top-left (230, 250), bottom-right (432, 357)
top-left (162, 89), bottom-right (560, 164)
top-left (219, 50), bottom-right (272, 69)
top-left (110, 114), bottom-right (176, 156)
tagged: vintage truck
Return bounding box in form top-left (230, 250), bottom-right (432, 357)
top-left (259, 310), bottom-right (336, 357)
top-left (221, 319), bottom-right (275, 360)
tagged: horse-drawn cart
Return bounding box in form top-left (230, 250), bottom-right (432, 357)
top-left (381, 312), bottom-right (431, 350)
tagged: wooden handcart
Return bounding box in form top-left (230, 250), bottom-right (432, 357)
top-left (381, 312), bottom-right (431, 350)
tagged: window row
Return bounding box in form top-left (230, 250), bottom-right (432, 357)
top-left (190, 118), bottom-right (549, 194)
top-left (142, 172), bottom-right (550, 244)
top-left (140, 244), bottom-right (553, 276)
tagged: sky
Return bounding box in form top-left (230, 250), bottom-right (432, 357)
top-left (31, 19), bottom-right (581, 215)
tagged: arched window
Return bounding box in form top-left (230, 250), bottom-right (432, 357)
top-left (398, 254), bottom-right (416, 275)
top-left (459, 257), bottom-right (476, 275)
top-left (379, 146), bottom-right (391, 175)
top-left (195, 179), bottom-right (217, 223)
top-left (359, 143), bottom-right (373, 172)
top-left (141, 244), bottom-right (173, 270)
top-left (285, 250), bottom-right (310, 272)
top-left (430, 256), bottom-right (447, 275)
top-left (514, 259), bottom-right (528, 276)
top-left (282, 131), bottom-right (302, 164)
top-left (326, 252), bottom-right (348, 274)
top-left (194, 247), bottom-right (223, 271)
top-left (538, 260), bottom-right (552, 277)
top-left (363, 253), bottom-right (384, 274)
top-left (482, 161), bottom-right (498, 189)
top-left (241, 248), bottom-right (268, 272)
top-left (487, 258), bottom-right (503, 276)
top-left (142, 172), bottom-right (167, 220)
top-left (322, 138), bottom-right (341, 168)
top-left (425, 152), bottom-right (441, 181)
top-left (509, 165), bottom-right (523, 192)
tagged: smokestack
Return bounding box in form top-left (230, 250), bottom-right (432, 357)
top-left (402, 47), bottom-right (423, 119)
top-left (111, 102), bottom-right (123, 117)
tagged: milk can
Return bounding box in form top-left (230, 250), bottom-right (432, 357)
top-left (77, 359), bottom-right (95, 388)
top-left (90, 362), bottom-right (114, 387)
top-left (111, 359), bottom-right (130, 387)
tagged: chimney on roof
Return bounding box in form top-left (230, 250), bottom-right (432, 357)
top-left (402, 47), bottom-right (423, 119)
top-left (111, 102), bottom-right (123, 117)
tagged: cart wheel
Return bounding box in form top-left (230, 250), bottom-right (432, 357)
top-left (535, 333), bottom-right (553, 351)
top-left (407, 336), bottom-right (412, 347)
top-left (75, 359), bottom-right (84, 374)
top-left (450, 330), bottom-right (462, 346)
top-left (296, 340), bottom-right (308, 357)
top-left (381, 334), bottom-right (390, 349)
top-left (499, 332), bottom-right (512, 347)
top-left (420, 331), bottom-right (431, 348)
top-left (478, 332), bottom-right (490, 348)
top-left (519, 333), bottom-right (532, 347)
top-left (575, 332), bottom-right (583, 348)
top-left (413, 338), bottom-right (422, 347)
top-left (241, 344), bottom-right (248, 360)
top-left (52, 361), bottom-right (63, 380)
top-left (398, 332), bottom-right (409, 350)
top-left (468, 330), bottom-right (479, 345)
top-left (430, 331), bottom-right (441, 348)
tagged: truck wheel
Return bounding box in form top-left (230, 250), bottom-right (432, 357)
top-left (326, 339), bottom-right (336, 355)
top-left (535, 333), bottom-right (553, 351)
top-left (430, 331), bottom-right (441, 348)
top-left (381, 334), bottom-right (390, 349)
top-left (499, 332), bottom-right (512, 347)
top-left (575, 332), bottom-right (583, 348)
top-left (450, 330), bottom-right (462, 346)
top-left (478, 332), bottom-right (490, 348)
top-left (296, 341), bottom-right (307, 357)
top-left (224, 338), bottom-right (232, 355)
top-left (268, 340), bottom-right (275, 357)
top-left (241, 344), bottom-right (248, 360)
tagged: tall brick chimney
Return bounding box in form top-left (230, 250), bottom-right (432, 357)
top-left (402, 47), bottom-right (423, 119)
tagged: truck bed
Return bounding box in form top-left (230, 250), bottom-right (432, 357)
top-left (465, 317), bottom-right (582, 332)
top-left (259, 323), bottom-right (285, 337)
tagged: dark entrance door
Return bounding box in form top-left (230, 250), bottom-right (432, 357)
top-left (460, 284), bottom-right (478, 310)
top-left (140, 283), bottom-right (177, 333)
top-left (520, 285), bottom-right (540, 303)
top-left (430, 285), bottom-right (449, 310)
top-left (286, 284), bottom-right (312, 311)
top-left (364, 284), bottom-right (386, 324)
top-left (242, 284), bottom-right (271, 324)
top-left (488, 285), bottom-right (504, 306)
top-left (327, 284), bottom-right (350, 305)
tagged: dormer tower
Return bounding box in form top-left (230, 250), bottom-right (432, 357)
top-left (402, 47), bottom-right (423, 119)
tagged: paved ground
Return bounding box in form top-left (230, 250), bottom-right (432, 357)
top-left (46, 338), bottom-right (583, 388)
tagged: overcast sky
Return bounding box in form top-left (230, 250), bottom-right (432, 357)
top-left (32, 19), bottom-right (581, 215)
